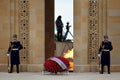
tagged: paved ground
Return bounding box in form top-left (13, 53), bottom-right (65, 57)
top-left (0, 72), bottom-right (120, 80)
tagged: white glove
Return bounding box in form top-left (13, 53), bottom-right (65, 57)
top-left (7, 54), bottom-right (9, 56)
top-left (98, 54), bottom-right (101, 57)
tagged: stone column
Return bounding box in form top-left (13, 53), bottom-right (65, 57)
top-left (45, 0), bottom-right (54, 60)
top-left (0, 0), bottom-right (11, 71)
top-left (28, 0), bottom-right (45, 71)
top-left (74, 0), bottom-right (89, 72)
top-left (103, 0), bottom-right (108, 35)
top-left (107, 0), bottom-right (120, 72)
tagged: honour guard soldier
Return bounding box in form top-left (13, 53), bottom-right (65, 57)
top-left (98, 35), bottom-right (113, 74)
top-left (7, 34), bottom-right (23, 73)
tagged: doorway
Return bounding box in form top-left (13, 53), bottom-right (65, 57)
top-left (54, 0), bottom-right (74, 71)
top-left (45, 0), bottom-right (73, 71)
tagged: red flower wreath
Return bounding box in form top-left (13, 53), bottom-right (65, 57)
top-left (44, 56), bottom-right (69, 73)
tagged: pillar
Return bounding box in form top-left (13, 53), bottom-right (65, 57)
top-left (74, 0), bottom-right (89, 72)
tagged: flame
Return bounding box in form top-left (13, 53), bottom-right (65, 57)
top-left (63, 49), bottom-right (74, 71)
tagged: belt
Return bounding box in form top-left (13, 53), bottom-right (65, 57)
top-left (12, 48), bottom-right (18, 50)
top-left (102, 49), bottom-right (109, 51)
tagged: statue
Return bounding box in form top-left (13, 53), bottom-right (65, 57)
top-left (56, 15), bottom-right (64, 42)
top-left (63, 22), bottom-right (73, 41)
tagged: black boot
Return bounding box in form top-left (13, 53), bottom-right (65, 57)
top-left (9, 64), bottom-right (13, 73)
top-left (100, 65), bottom-right (104, 74)
top-left (108, 65), bottom-right (110, 74)
top-left (16, 64), bottom-right (19, 73)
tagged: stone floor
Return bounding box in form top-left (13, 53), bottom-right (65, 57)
top-left (0, 72), bottom-right (120, 80)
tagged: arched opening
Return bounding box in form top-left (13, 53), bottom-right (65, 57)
top-left (54, 0), bottom-right (74, 71)
top-left (45, 0), bottom-right (74, 71)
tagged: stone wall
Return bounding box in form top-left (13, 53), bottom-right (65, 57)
top-left (107, 0), bottom-right (120, 71)
top-left (74, 0), bottom-right (120, 72)
top-left (55, 42), bottom-right (73, 56)
top-left (0, 0), bottom-right (120, 72)
top-left (0, 0), bottom-right (10, 71)
top-left (28, 0), bottom-right (45, 71)
top-left (74, 0), bottom-right (89, 72)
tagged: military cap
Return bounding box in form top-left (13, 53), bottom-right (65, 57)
top-left (104, 35), bottom-right (108, 38)
top-left (13, 34), bottom-right (17, 38)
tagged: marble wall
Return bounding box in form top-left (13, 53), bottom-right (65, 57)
top-left (0, 0), bottom-right (10, 71)
top-left (107, 0), bottom-right (120, 71)
top-left (74, 0), bottom-right (120, 72)
top-left (0, 0), bottom-right (120, 72)
top-left (74, 0), bottom-right (89, 72)
top-left (28, 0), bottom-right (45, 71)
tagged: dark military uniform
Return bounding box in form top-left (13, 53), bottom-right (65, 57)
top-left (99, 41), bottom-right (113, 74)
top-left (8, 40), bottom-right (23, 73)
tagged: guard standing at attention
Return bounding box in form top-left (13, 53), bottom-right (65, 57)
top-left (98, 35), bottom-right (113, 74)
top-left (7, 34), bottom-right (23, 73)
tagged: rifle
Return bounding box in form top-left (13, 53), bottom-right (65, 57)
top-left (7, 53), bottom-right (11, 72)
top-left (98, 44), bottom-right (104, 73)
top-left (7, 43), bottom-right (13, 72)
top-left (98, 53), bottom-right (101, 73)
top-left (98, 57), bottom-right (101, 72)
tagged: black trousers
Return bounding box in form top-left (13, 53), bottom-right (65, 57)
top-left (10, 64), bottom-right (19, 73)
top-left (101, 64), bottom-right (110, 74)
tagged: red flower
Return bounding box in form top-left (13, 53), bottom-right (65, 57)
top-left (44, 56), bottom-right (69, 73)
